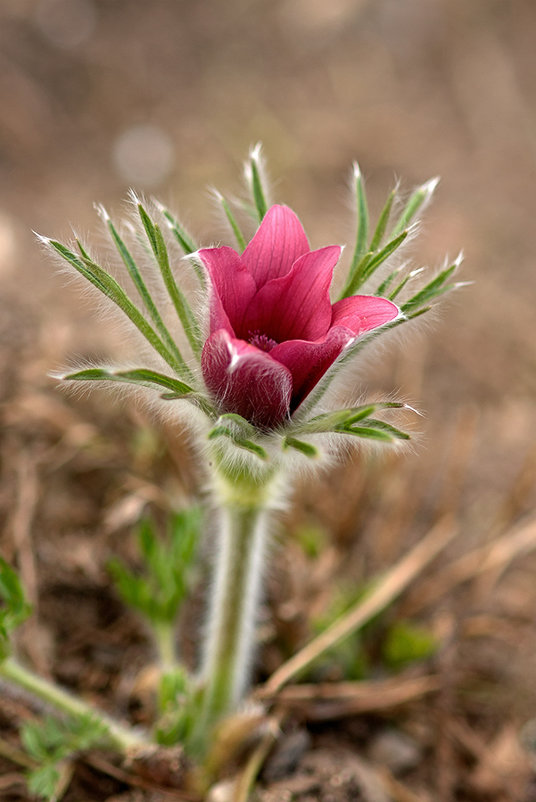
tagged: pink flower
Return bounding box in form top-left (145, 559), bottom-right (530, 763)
top-left (199, 205), bottom-right (399, 429)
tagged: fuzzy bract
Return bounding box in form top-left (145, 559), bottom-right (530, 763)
top-left (200, 205), bottom-right (399, 429)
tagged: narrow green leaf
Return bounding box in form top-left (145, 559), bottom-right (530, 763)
top-left (294, 317), bottom-right (407, 420)
top-left (157, 205), bottom-right (206, 289)
top-left (62, 367), bottom-right (195, 397)
top-left (401, 260), bottom-right (459, 315)
top-left (48, 239), bottom-right (107, 294)
top-left (346, 418), bottom-right (410, 440)
top-left (351, 162), bottom-right (369, 267)
top-left (249, 144), bottom-right (268, 221)
top-left (137, 203), bottom-right (203, 357)
top-left (48, 239), bottom-right (192, 378)
top-left (369, 187), bottom-right (396, 251)
top-left (392, 177), bottom-right (439, 237)
top-left (340, 230), bottom-right (408, 298)
top-left (159, 207), bottom-right (197, 254)
top-left (340, 164), bottom-right (370, 298)
top-left (155, 224), bottom-right (203, 356)
top-left (296, 402), bottom-right (405, 435)
top-left (137, 202), bottom-right (159, 252)
top-left (333, 415), bottom-right (410, 441)
top-left (282, 437), bottom-right (318, 458)
top-left (103, 211), bottom-right (187, 368)
top-left (406, 306), bottom-right (431, 320)
top-left (361, 230), bottom-right (408, 283)
top-left (375, 267), bottom-right (400, 297)
top-left (335, 425), bottom-right (399, 442)
top-left (213, 190), bottom-right (247, 251)
top-left (75, 238), bottom-right (92, 262)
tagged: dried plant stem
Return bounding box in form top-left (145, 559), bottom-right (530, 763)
top-left (262, 516), bottom-right (458, 695)
top-left (0, 657), bottom-right (147, 753)
top-left (263, 674), bottom-right (440, 720)
top-left (232, 709), bottom-right (285, 802)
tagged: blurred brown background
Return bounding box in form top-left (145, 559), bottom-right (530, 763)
top-left (1, 1), bottom-right (536, 797)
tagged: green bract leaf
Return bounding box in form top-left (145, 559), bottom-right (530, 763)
top-left (369, 187), bottom-right (396, 252)
top-left (293, 402), bottom-right (406, 435)
top-left (401, 255), bottom-right (462, 315)
top-left (44, 237), bottom-right (193, 380)
top-left (158, 206), bottom-right (198, 254)
top-left (338, 419), bottom-right (410, 441)
top-left (248, 143), bottom-right (268, 221)
top-left (294, 317), bottom-right (407, 420)
top-left (392, 176), bottom-right (440, 236)
top-left (208, 413), bottom-right (268, 460)
top-left (137, 204), bottom-right (203, 357)
top-left (62, 367), bottom-right (195, 399)
top-left (341, 230), bottom-right (408, 299)
top-left (101, 209), bottom-right (187, 366)
top-left (282, 436), bottom-right (319, 458)
top-left (347, 162), bottom-right (369, 283)
top-left (212, 190), bottom-right (247, 251)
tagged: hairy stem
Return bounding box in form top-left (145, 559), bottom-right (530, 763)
top-left (195, 460), bottom-right (279, 748)
top-left (0, 657), bottom-right (147, 753)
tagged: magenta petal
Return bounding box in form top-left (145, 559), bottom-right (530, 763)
top-left (330, 295), bottom-right (400, 335)
top-left (242, 205), bottom-right (310, 286)
top-left (198, 246), bottom-right (257, 333)
top-left (241, 246), bottom-right (341, 343)
top-left (271, 326), bottom-right (354, 410)
top-left (201, 329), bottom-right (293, 429)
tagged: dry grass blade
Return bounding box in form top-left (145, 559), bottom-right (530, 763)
top-left (231, 709), bottom-right (285, 802)
top-left (262, 517), bottom-right (458, 695)
top-left (405, 515), bottom-right (536, 615)
top-left (263, 675), bottom-right (441, 721)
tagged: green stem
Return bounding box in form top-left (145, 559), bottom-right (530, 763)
top-left (153, 621), bottom-right (177, 670)
top-left (0, 657), bottom-right (147, 753)
top-left (195, 462), bottom-right (278, 748)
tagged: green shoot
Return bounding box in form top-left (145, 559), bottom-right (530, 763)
top-left (0, 559), bottom-right (32, 660)
top-left (108, 508), bottom-right (201, 664)
top-left (22, 714), bottom-right (107, 802)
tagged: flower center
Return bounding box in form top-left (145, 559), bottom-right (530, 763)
top-left (248, 331), bottom-right (278, 352)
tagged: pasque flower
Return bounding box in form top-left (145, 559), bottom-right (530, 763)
top-left (41, 151), bottom-right (460, 753)
top-left (200, 205), bottom-right (399, 429)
